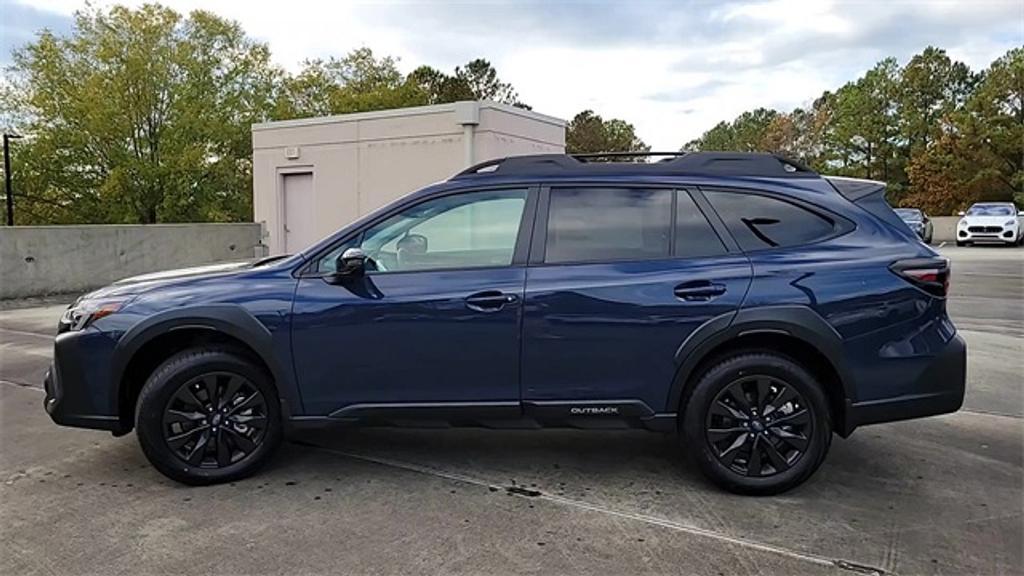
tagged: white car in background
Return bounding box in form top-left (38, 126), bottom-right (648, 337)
top-left (956, 202), bottom-right (1023, 246)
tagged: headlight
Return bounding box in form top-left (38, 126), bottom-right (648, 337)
top-left (1004, 219), bottom-right (1017, 227)
top-left (958, 220), bottom-right (967, 227)
top-left (59, 297), bottom-right (130, 331)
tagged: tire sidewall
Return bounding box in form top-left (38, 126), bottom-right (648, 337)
top-left (136, 349), bottom-right (282, 485)
top-left (683, 352), bottom-right (831, 495)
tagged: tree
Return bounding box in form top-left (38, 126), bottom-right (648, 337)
top-left (407, 65), bottom-right (472, 104)
top-left (830, 58), bottom-right (901, 182)
top-left (966, 48), bottom-right (1024, 203)
top-left (406, 59), bottom-right (528, 108)
top-left (5, 4), bottom-right (281, 224)
top-left (566, 110), bottom-right (650, 158)
top-left (276, 48), bottom-right (427, 119)
top-left (897, 47), bottom-right (974, 155)
top-left (454, 59), bottom-right (527, 107)
top-left (683, 108), bottom-right (779, 153)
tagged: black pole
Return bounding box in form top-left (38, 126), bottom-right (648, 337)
top-left (3, 134), bottom-right (12, 226)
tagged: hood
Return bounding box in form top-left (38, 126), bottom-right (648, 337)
top-left (83, 260), bottom-right (258, 300)
top-left (960, 215), bottom-right (1019, 225)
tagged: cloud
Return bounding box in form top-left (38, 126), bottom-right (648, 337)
top-left (5, 0), bottom-right (1022, 149)
top-left (0, 0), bottom-right (73, 66)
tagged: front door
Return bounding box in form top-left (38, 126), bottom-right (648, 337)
top-left (521, 187), bottom-right (752, 416)
top-left (291, 187), bottom-right (534, 416)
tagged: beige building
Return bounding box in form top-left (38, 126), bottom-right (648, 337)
top-left (251, 101), bottom-right (566, 255)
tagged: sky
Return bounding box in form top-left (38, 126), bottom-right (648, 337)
top-left (2, 0), bottom-right (1022, 149)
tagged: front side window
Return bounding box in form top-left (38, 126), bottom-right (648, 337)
top-left (705, 191), bottom-right (836, 251)
top-left (317, 189), bottom-right (527, 274)
top-left (545, 187), bottom-right (671, 263)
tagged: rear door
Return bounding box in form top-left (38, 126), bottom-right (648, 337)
top-left (520, 186), bottom-right (752, 418)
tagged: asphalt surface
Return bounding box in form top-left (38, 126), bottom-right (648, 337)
top-left (1, 245), bottom-right (1021, 575)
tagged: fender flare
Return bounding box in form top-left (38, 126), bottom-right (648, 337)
top-left (111, 304), bottom-right (301, 421)
top-left (666, 305), bottom-right (853, 415)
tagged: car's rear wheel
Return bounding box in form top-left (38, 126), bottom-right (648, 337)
top-left (135, 347), bottom-right (282, 485)
top-left (682, 351), bottom-right (831, 495)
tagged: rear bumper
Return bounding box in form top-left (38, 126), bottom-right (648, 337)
top-left (843, 333), bottom-right (966, 434)
top-left (43, 330), bottom-right (127, 434)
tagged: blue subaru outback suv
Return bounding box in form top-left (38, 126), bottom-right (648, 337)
top-left (44, 152), bottom-right (966, 495)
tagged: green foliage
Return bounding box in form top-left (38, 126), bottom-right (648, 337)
top-left (2, 4), bottom-right (529, 225)
top-left (565, 110), bottom-right (650, 159)
top-left (684, 108), bottom-right (779, 153)
top-left (686, 47), bottom-right (1024, 215)
top-left (4, 4), bottom-right (282, 224)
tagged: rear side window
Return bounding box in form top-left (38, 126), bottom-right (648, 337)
top-left (545, 188), bottom-right (671, 263)
top-left (676, 191), bottom-right (727, 258)
top-left (705, 191), bottom-right (836, 251)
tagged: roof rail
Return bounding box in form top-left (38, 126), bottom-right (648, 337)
top-left (572, 151), bottom-right (687, 162)
top-left (452, 151), bottom-right (818, 180)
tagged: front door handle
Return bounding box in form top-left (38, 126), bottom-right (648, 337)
top-left (674, 281), bottom-right (727, 302)
top-left (465, 290), bottom-right (518, 312)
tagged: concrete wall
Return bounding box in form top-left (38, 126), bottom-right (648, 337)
top-left (931, 217), bottom-right (958, 243)
top-left (252, 100), bottom-right (566, 255)
top-left (0, 224), bottom-right (263, 300)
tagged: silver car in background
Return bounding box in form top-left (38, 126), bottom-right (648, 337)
top-left (895, 208), bottom-right (933, 244)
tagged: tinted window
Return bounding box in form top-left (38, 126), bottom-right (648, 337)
top-left (545, 188), bottom-right (671, 263)
top-left (706, 191), bottom-right (835, 250)
top-left (676, 191), bottom-right (727, 258)
top-left (317, 189), bottom-right (527, 273)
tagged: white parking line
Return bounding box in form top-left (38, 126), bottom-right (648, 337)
top-left (296, 442), bottom-right (884, 575)
top-left (0, 327), bottom-right (53, 340)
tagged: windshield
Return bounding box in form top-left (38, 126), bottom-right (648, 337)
top-left (894, 208), bottom-right (922, 221)
top-left (966, 204), bottom-right (1015, 216)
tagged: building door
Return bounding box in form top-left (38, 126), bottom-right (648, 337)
top-left (282, 172), bottom-right (317, 253)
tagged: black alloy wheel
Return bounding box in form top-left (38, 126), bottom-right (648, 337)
top-left (704, 375), bottom-right (811, 477)
top-left (136, 347), bottom-right (281, 485)
top-left (162, 372), bottom-right (269, 469)
top-left (682, 351), bottom-right (831, 495)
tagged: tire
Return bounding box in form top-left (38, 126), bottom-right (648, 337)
top-left (955, 241), bottom-right (965, 247)
top-left (682, 351), bottom-right (832, 495)
top-left (924, 232), bottom-right (933, 245)
top-left (135, 347), bottom-right (282, 486)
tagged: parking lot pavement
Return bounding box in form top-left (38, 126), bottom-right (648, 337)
top-left (1, 247), bottom-right (1021, 575)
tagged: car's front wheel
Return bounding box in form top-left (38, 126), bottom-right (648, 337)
top-left (135, 347), bottom-right (282, 485)
top-left (682, 351), bottom-right (832, 495)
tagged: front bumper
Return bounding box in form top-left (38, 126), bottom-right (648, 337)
top-left (958, 226), bottom-right (1018, 243)
top-left (43, 329), bottom-right (127, 434)
top-left (844, 333), bottom-right (966, 432)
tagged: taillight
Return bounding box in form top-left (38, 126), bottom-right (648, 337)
top-left (890, 258), bottom-right (950, 298)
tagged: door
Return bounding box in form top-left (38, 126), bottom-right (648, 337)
top-left (291, 187), bottom-right (535, 416)
top-left (282, 172), bottom-right (318, 253)
top-left (521, 187), bottom-right (752, 415)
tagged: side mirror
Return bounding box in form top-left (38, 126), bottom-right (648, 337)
top-left (327, 247), bottom-right (367, 282)
top-left (957, 211), bottom-right (965, 217)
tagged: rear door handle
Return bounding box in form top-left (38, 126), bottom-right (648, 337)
top-left (674, 281), bottom-right (727, 302)
top-left (465, 290), bottom-right (518, 312)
